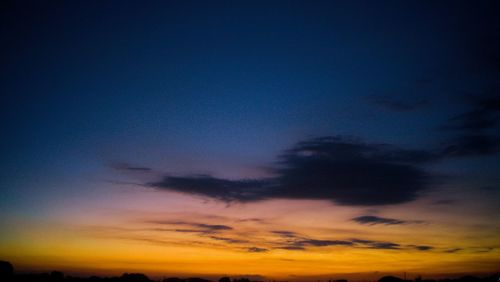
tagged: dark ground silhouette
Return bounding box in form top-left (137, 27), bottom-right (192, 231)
top-left (1, 261), bottom-right (498, 282)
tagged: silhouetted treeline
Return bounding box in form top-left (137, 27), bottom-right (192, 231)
top-left (165, 278), bottom-right (211, 282)
top-left (378, 276), bottom-right (500, 282)
top-left (1, 261), bottom-right (498, 282)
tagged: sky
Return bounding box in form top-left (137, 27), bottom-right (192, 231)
top-left (1, 0), bottom-right (500, 280)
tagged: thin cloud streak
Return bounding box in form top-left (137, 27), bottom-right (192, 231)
top-left (352, 215), bottom-right (425, 226)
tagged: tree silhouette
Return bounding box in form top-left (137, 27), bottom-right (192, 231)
top-left (0, 261), bottom-right (14, 281)
top-left (379, 276), bottom-right (404, 282)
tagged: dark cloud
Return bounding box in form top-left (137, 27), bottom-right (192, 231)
top-left (271, 233), bottom-right (410, 251)
top-left (352, 215), bottom-right (405, 225)
top-left (368, 95), bottom-right (429, 112)
top-left (150, 175), bottom-right (271, 202)
top-left (149, 136), bottom-right (436, 206)
top-left (122, 224), bottom-right (439, 252)
top-left (297, 239), bottom-right (353, 247)
top-left (150, 221), bottom-right (233, 232)
top-left (171, 229), bottom-right (209, 233)
top-left (353, 240), bottom-right (434, 251)
top-left (415, 245), bottom-right (433, 251)
top-left (270, 137), bottom-right (437, 205)
top-left (144, 94), bottom-right (500, 207)
top-left (444, 248), bottom-right (462, 253)
top-left (444, 108), bottom-right (498, 131)
top-left (151, 228), bottom-right (212, 234)
top-left (441, 134), bottom-right (500, 157)
top-left (209, 236), bottom-right (248, 244)
top-left (248, 247), bottom-right (268, 253)
top-left (271, 231), bottom-right (356, 250)
top-left (470, 247), bottom-right (495, 253)
top-left (439, 94), bottom-right (500, 157)
top-left (151, 224), bottom-right (438, 252)
top-left (352, 215), bottom-right (424, 226)
top-left (350, 239), bottom-right (401, 250)
top-left (276, 246), bottom-right (306, 251)
top-left (111, 162), bottom-right (152, 172)
top-left (350, 239), bottom-right (374, 244)
top-left (237, 218), bottom-right (267, 224)
top-left (272, 231), bottom-right (300, 238)
top-left (278, 237), bottom-right (410, 251)
top-left (367, 242), bottom-right (401, 250)
top-left (188, 223), bottom-right (232, 231)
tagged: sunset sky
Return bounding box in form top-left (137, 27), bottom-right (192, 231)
top-left (1, 0), bottom-right (499, 280)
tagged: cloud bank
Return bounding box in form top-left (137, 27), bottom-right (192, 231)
top-left (352, 215), bottom-right (424, 226)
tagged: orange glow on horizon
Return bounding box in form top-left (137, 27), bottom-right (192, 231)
top-left (1, 188), bottom-right (499, 280)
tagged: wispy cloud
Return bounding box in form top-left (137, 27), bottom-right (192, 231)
top-left (85, 224), bottom-right (440, 254)
top-left (444, 248), bottom-right (462, 253)
top-left (149, 220), bottom-right (233, 233)
top-left (350, 239), bottom-right (400, 250)
top-left (440, 94), bottom-right (500, 158)
top-left (352, 215), bottom-right (424, 226)
top-left (110, 162), bottom-right (153, 172)
top-left (237, 218), bottom-right (267, 224)
top-left (442, 96), bottom-right (500, 132)
top-left (209, 236), bottom-right (248, 244)
top-left (248, 247), bottom-right (268, 253)
top-left (269, 231), bottom-right (430, 252)
top-left (271, 230), bottom-right (300, 238)
top-left (297, 239), bottom-right (354, 247)
top-left (367, 95), bottom-right (429, 112)
top-left (413, 245), bottom-right (434, 251)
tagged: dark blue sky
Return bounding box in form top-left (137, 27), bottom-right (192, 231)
top-left (1, 1), bottom-right (499, 213)
top-left (2, 2), bottom-right (500, 277)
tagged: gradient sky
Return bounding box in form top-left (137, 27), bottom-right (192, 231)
top-left (1, 0), bottom-right (500, 280)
